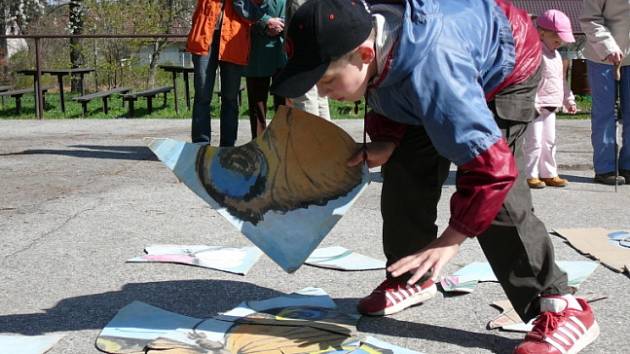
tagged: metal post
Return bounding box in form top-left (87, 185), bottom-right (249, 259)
top-left (34, 38), bottom-right (43, 119)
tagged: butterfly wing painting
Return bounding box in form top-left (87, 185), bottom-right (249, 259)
top-left (149, 106), bottom-right (369, 273)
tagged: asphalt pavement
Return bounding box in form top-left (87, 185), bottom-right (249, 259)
top-left (0, 118), bottom-right (629, 353)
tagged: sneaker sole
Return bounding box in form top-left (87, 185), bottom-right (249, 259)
top-left (363, 283), bottom-right (438, 316)
top-left (567, 320), bottom-right (600, 354)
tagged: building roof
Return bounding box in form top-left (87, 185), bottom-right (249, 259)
top-left (511, 0), bottom-right (584, 34)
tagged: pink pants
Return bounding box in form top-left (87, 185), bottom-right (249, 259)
top-left (523, 108), bottom-right (558, 178)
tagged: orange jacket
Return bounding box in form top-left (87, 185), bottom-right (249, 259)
top-left (186, 0), bottom-right (252, 65)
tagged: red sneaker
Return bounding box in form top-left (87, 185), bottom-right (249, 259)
top-left (357, 277), bottom-right (437, 316)
top-left (514, 297), bottom-right (599, 354)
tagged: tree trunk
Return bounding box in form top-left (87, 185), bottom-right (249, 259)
top-left (69, 0), bottom-right (85, 93)
top-left (147, 39), bottom-right (166, 88)
top-left (0, 0), bottom-right (8, 82)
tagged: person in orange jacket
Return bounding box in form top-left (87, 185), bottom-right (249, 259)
top-left (187, 0), bottom-right (284, 146)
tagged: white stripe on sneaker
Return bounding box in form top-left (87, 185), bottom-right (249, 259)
top-left (565, 322), bottom-right (583, 337)
top-left (391, 290), bottom-right (404, 302)
top-left (385, 292), bottom-right (398, 305)
top-left (558, 326), bottom-right (578, 343)
top-left (570, 316), bottom-right (588, 333)
top-left (552, 332), bottom-right (572, 346)
top-left (399, 288), bottom-right (411, 298)
top-left (544, 337), bottom-right (567, 354)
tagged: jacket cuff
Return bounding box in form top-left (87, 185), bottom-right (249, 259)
top-left (449, 138), bottom-right (517, 237)
top-left (365, 110), bottom-right (407, 147)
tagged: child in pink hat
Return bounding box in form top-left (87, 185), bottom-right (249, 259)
top-left (524, 9), bottom-right (577, 189)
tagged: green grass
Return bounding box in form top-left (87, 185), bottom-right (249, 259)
top-left (0, 80), bottom-right (362, 120)
top-left (0, 88), bottom-right (593, 121)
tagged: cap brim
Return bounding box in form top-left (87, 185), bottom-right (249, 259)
top-left (558, 31), bottom-right (575, 43)
top-left (271, 61), bottom-right (329, 98)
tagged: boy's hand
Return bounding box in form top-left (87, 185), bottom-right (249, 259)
top-left (387, 226), bottom-right (468, 284)
top-left (347, 141), bottom-right (396, 168)
top-left (566, 104), bottom-right (577, 114)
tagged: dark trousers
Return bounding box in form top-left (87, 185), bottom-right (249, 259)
top-left (245, 76), bottom-right (286, 139)
top-left (191, 30), bottom-right (243, 146)
top-left (381, 69), bottom-right (571, 322)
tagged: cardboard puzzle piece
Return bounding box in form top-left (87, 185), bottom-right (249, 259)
top-left (0, 333), bottom-right (65, 354)
top-left (127, 245), bottom-right (262, 275)
top-left (96, 288), bottom-right (420, 354)
top-left (149, 106), bottom-right (369, 273)
top-left (305, 246), bottom-right (385, 271)
top-left (441, 261), bottom-right (599, 293)
top-left (554, 228), bottom-right (630, 273)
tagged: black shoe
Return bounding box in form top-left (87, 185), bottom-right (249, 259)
top-left (593, 172), bottom-right (626, 185)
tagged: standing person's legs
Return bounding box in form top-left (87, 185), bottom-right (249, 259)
top-left (191, 46), bottom-right (219, 143)
top-left (619, 65), bottom-right (630, 172)
top-left (246, 76), bottom-right (271, 139)
top-left (291, 85), bottom-right (330, 120)
top-left (290, 86), bottom-right (318, 115)
top-left (523, 111), bottom-right (545, 179)
top-left (317, 94), bottom-right (331, 120)
top-left (539, 109), bottom-right (558, 178)
top-left (587, 60), bottom-right (617, 175)
top-left (218, 61), bottom-right (244, 147)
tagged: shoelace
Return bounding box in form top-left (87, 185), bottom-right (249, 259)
top-left (530, 310), bottom-right (564, 340)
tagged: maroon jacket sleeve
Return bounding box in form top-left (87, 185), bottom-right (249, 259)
top-left (365, 110), bottom-right (407, 146)
top-left (449, 138), bottom-right (517, 236)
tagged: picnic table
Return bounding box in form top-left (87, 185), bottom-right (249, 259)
top-left (158, 65), bottom-right (193, 113)
top-left (17, 67), bottom-right (95, 113)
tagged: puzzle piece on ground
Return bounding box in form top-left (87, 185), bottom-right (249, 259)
top-left (0, 333), bottom-right (65, 354)
top-left (554, 228), bottom-right (630, 273)
top-left (305, 246), bottom-right (385, 271)
top-left (127, 245), bottom-right (262, 275)
top-left (441, 261), bottom-right (598, 293)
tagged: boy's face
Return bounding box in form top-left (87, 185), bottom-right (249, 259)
top-left (316, 46), bottom-right (375, 102)
top-left (539, 29), bottom-right (564, 50)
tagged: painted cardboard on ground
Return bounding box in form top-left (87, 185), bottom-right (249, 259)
top-left (554, 228), bottom-right (630, 273)
top-left (0, 333), bottom-right (65, 354)
top-left (96, 288), bottom-right (419, 354)
top-left (127, 245), bottom-right (262, 275)
top-left (148, 106), bottom-right (368, 273)
top-left (440, 260), bottom-right (599, 293)
top-left (305, 246), bottom-right (385, 271)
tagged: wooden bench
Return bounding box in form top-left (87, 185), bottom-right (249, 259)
top-left (122, 86), bottom-right (173, 117)
top-left (0, 87), bottom-right (51, 114)
top-left (0, 85), bottom-right (14, 106)
top-left (73, 87), bottom-right (130, 116)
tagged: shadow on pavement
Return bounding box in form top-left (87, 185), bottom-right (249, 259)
top-left (0, 145), bottom-right (157, 161)
top-left (0, 279), bottom-right (519, 352)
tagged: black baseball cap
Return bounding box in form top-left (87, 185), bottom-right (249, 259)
top-left (270, 0), bottom-right (373, 98)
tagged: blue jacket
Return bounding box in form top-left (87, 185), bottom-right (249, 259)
top-left (368, 0), bottom-right (518, 166)
top-left (366, 0), bottom-right (541, 236)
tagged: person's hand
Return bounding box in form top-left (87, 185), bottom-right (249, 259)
top-left (387, 226), bottom-right (468, 284)
top-left (266, 17), bottom-right (284, 36)
top-left (347, 141), bottom-right (396, 168)
top-left (605, 51), bottom-right (623, 65)
top-left (566, 104), bottom-right (577, 114)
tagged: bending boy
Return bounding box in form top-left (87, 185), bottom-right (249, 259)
top-left (271, 0), bottom-right (599, 353)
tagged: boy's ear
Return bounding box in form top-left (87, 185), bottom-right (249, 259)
top-left (357, 44), bottom-right (376, 64)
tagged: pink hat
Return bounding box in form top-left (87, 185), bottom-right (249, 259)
top-left (537, 9), bottom-right (575, 43)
